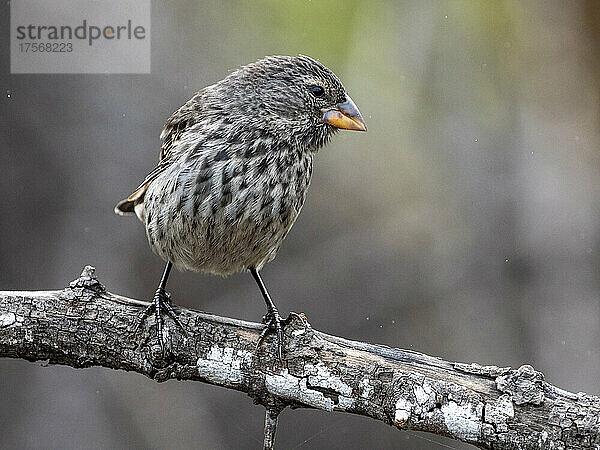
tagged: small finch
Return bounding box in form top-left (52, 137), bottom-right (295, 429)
top-left (115, 55), bottom-right (366, 357)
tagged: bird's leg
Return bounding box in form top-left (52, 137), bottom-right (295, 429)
top-left (250, 268), bottom-right (287, 360)
top-left (135, 261), bottom-right (187, 351)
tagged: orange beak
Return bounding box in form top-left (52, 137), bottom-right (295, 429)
top-left (322, 95), bottom-right (367, 132)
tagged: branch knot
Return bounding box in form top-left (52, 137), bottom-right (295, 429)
top-left (496, 364), bottom-right (545, 406)
top-left (69, 265), bottom-right (106, 293)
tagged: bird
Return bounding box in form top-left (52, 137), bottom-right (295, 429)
top-left (115, 55), bottom-right (366, 358)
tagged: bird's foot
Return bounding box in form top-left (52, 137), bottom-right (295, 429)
top-left (257, 311), bottom-right (306, 360)
top-left (257, 309), bottom-right (285, 360)
top-left (134, 287), bottom-right (187, 352)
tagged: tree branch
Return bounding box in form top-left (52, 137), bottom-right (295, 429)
top-left (1, 266), bottom-right (598, 449)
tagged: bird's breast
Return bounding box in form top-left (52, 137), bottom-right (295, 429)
top-left (142, 145), bottom-right (313, 274)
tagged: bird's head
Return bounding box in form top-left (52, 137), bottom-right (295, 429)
top-left (208, 55), bottom-right (366, 151)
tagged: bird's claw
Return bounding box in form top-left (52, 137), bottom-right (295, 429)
top-left (257, 311), bottom-right (306, 360)
top-left (134, 287), bottom-right (187, 352)
top-left (257, 310), bottom-right (286, 360)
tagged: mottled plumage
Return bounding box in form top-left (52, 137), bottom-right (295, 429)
top-left (116, 55), bottom-right (366, 355)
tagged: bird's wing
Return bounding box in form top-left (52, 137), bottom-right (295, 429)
top-left (159, 96), bottom-right (200, 161)
top-left (114, 157), bottom-right (174, 214)
top-left (124, 157), bottom-right (176, 202)
top-left (115, 95), bottom-right (202, 214)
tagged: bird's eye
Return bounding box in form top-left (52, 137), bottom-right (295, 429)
top-left (309, 85), bottom-right (325, 98)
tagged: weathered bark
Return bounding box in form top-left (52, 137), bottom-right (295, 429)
top-left (0, 266), bottom-right (598, 449)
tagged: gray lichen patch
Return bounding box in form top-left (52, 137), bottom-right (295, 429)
top-left (305, 362), bottom-right (353, 397)
top-left (266, 369), bottom-right (337, 411)
top-left (441, 400), bottom-right (484, 442)
top-left (196, 344), bottom-right (356, 412)
top-left (197, 345), bottom-right (253, 385)
top-left (265, 363), bottom-right (355, 412)
top-left (483, 394), bottom-right (514, 433)
top-left (394, 397), bottom-right (412, 426)
top-left (0, 312), bottom-right (17, 327)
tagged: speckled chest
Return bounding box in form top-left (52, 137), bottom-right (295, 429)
top-left (141, 143), bottom-right (314, 274)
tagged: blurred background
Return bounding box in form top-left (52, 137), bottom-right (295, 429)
top-left (1, 1), bottom-right (599, 448)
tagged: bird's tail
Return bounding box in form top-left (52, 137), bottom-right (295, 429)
top-left (114, 183), bottom-right (148, 216)
top-left (114, 198), bottom-right (136, 215)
